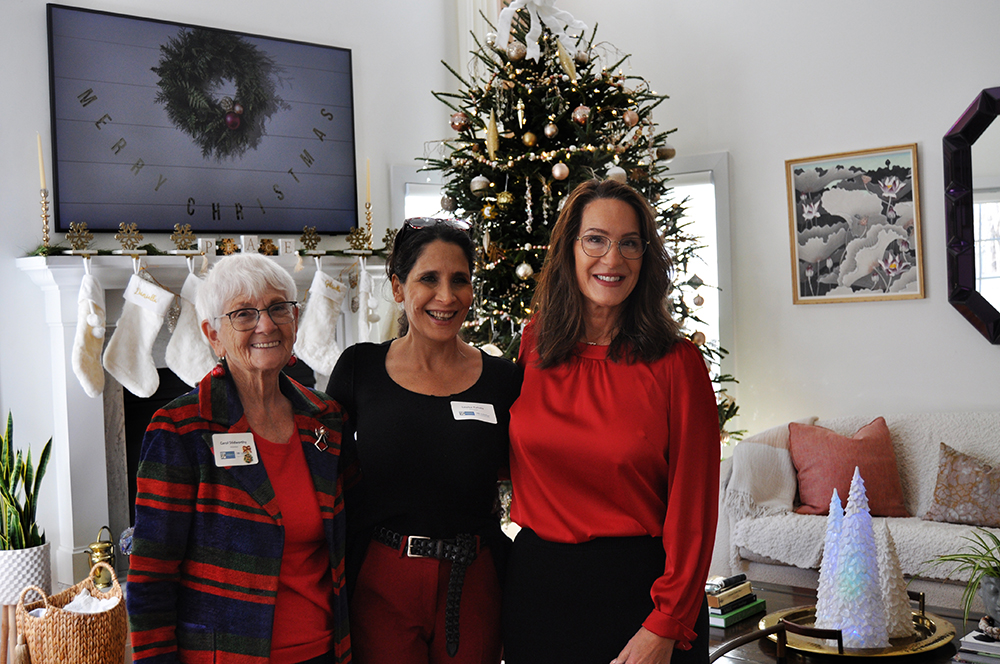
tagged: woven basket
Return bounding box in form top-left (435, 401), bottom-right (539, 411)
top-left (15, 561), bottom-right (127, 664)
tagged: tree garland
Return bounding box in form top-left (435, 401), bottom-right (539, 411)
top-left (152, 28), bottom-right (287, 160)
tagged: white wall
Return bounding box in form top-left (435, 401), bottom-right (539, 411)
top-left (556, 0), bottom-right (1000, 433)
top-left (0, 0), bottom-right (456, 561)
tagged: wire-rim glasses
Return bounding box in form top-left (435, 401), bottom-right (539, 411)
top-left (576, 234), bottom-right (648, 260)
top-left (219, 301), bottom-right (298, 331)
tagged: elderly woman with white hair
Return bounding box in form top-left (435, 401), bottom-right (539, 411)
top-left (126, 253), bottom-right (350, 664)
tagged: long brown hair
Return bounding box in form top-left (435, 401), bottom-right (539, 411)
top-left (529, 179), bottom-right (682, 367)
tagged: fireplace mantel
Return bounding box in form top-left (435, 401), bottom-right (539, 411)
top-left (17, 253), bottom-right (384, 586)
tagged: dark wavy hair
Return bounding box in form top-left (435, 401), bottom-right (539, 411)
top-left (529, 179), bottom-right (682, 367)
top-left (387, 220), bottom-right (475, 335)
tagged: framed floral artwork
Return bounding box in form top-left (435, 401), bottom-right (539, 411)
top-left (786, 144), bottom-right (924, 304)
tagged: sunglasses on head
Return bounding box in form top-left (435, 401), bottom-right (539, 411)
top-left (403, 217), bottom-right (473, 232)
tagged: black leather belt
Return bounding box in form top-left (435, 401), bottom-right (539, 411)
top-left (372, 527), bottom-right (479, 657)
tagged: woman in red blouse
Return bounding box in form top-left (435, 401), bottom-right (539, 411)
top-left (502, 179), bottom-right (720, 664)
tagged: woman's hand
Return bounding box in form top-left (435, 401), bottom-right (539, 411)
top-left (611, 627), bottom-right (675, 664)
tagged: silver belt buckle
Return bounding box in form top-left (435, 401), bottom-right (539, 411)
top-left (406, 536), bottom-right (430, 557)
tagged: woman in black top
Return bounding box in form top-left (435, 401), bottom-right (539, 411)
top-left (326, 218), bottom-right (521, 664)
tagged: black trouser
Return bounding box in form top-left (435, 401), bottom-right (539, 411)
top-left (502, 527), bottom-right (709, 664)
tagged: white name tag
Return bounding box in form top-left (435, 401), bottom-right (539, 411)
top-left (450, 401), bottom-right (497, 424)
top-left (212, 433), bottom-right (259, 467)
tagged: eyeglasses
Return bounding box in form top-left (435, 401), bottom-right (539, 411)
top-left (404, 217), bottom-right (472, 232)
top-left (219, 301), bottom-right (297, 331)
top-left (577, 234), bottom-right (648, 260)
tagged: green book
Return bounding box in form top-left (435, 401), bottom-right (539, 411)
top-left (708, 597), bottom-right (767, 628)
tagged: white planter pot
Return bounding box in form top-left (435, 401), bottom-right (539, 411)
top-left (0, 542), bottom-right (51, 605)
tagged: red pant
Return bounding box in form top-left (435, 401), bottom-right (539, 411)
top-left (350, 539), bottom-right (502, 664)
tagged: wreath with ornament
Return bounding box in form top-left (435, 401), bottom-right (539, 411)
top-left (151, 28), bottom-right (287, 160)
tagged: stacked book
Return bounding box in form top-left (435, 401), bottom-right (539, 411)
top-left (705, 574), bottom-right (766, 628)
top-left (954, 630), bottom-right (1000, 663)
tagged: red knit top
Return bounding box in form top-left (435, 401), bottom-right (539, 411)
top-left (508, 325), bottom-right (720, 648)
top-left (255, 431), bottom-right (335, 663)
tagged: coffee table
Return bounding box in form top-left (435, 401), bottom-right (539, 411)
top-left (709, 582), bottom-right (965, 663)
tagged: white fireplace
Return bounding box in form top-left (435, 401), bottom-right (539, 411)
top-left (17, 253), bottom-right (386, 587)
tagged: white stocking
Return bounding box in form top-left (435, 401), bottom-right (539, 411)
top-left (293, 270), bottom-right (347, 376)
top-left (71, 273), bottom-right (106, 398)
top-left (103, 274), bottom-right (174, 398)
top-left (165, 273), bottom-right (216, 387)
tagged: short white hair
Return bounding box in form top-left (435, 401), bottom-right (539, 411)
top-left (196, 253), bottom-right (297, 331)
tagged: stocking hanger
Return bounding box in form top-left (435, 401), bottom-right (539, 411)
top-left (82, 255), bottom-right (93, 276)
top-left (132, 255), bottom-right (142, 275)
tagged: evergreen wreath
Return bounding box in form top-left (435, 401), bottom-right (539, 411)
top-left (152, 28), bottom-right (287, 160)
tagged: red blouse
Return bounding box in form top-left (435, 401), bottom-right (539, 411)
top-left (508, 326), bottom-right (720, 647)
top-left (255, 431), bottom-right (335, 663)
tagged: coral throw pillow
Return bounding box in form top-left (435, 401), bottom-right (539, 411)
top-left (789, 417), bottom-right (909, 516)
top-left (923, 442), bottom-right (1000, 527)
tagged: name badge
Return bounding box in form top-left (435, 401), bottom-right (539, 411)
top-left (450, 401), bottom-right (497, 424)
top-left (212, 433), bottom-right (258, 467)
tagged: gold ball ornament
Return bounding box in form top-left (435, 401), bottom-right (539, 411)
top-left (551, 162), bottom-right (570, 180)
top-left (522, 131), bottom-right (537, 147)
top-left (450, 112), bottom-right (470, 131)
top-left (515, 262), bottom-right (534, 280)
top-left (623, 109), bottom-right (639, 127)
top-left (657, 145), bottom-right (677, 161)
top-left (691, 331), bottom-right (707, 346)
top-left (543, 123), bottom-right (559, 139)
top-left (606, 165), bottom-right (627, 183)
top-left (496, 191), bottom-right (515, 210)
top-left (232, 102), bottom-right (243, 115)
top-left (470, 175), bottom-right (491, 196)
top-left (572, 105), bottom-right (591, 125)
top-left (693, 294), bottom-right (705, 306)
top-left (506, 41), bottom-right (527, 62)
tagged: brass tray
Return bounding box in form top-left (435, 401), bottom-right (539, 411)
top-left (759, 605), bottom-right (955, 657)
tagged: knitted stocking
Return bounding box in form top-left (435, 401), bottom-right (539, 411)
top-left (165, 273), bottom-right (216, 386)
top-left (293, 270), bottom-right (347, 376)
top-left (103, 274), bottom-right (173, 398)
top-left (71, 273), bottom-right (107, 398)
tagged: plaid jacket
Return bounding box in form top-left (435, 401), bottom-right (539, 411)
top-left (126, 371), bottom-right (350, 663)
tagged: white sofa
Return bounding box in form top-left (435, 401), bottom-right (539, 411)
top-left (710, 412), bottom-right (1000, 613)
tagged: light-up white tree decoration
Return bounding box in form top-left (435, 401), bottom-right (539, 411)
top-left (877, 519), bottom-right (915, 639)
top-left (815, 488), bottom-right (844, 630)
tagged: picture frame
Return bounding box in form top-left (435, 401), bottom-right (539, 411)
top-left (47, 4), bottom-right (357, 235)
top-left (786, 144), bottom-right (924, 304)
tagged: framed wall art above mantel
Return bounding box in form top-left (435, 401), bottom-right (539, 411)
top-left (47, 4), bottom-right (358, 235)
top-left (785, 144), bottom-right (924, 304)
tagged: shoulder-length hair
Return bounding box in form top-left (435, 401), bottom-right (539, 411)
top-left (529, 178), bottom-right (682, 368)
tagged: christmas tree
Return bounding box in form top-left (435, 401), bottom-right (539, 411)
top-left (420, 3), bottom-right (738, 436)
top-left (814, 488), bottom-right (844, 630)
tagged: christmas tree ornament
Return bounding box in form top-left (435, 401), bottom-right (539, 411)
top-left (876, 521), bottom-right (915, 639)
top-left (471, 175), bottom-right (491, 196)
top-left (815, 489), bottom-right (845, 630)
top-left (294, 270), bottom-right (347, 376)
top-left (544, 122), bottom-right (559, 139)
top-left (225, 112), bottom-right (241, 130)
top-left (71, 270), bottom-right (106, 398)
top-left (232, 102), bottom-right (244, 115)
top-left (515, 262), bottom-right (534, 280)
top-left (441, 195), bottom-right (458, 212)
top-left (483, 229), bottom-right (491, 252)
top-left (522, 131), bottom-right (537, 147)
top-left (657, 144), bottom-right (677, 161)
top-left (450, 112), bottom-right (470, 131)
top-left (485, 32), bottom-right (497, 48)
top-left (574, 49), bottom-right (590, 66)
top-left (607, 165), bottom-right (627, 183)
top-left (551, 162), bottom-right (569, 180)
top-left (693, 294), bottom-right (705, 306)
top-left (487, 110), bottom-right (500, 160)
top-left (220, 96), bottom-right (234, 111)
top-left (556, 41), bottom-right (578, 82)
top-left (165, 272), bottom-right (216, 387)
top-left (690, 331), bottom-right (706, 346)
top-left (482, 204), bottom-right (497, 220)
top-left (497, 191), bottom-right (515, 210)
top-left (572, 105), bottom-right (590, 125)
top-left (516, 99), bottom-right (526, 127)
top-left (623, 109), bottom-right (639, 127)
top-left (506, 41), bottom-right (527, 62)
top-left (103, 273), bottom-right (174, 398)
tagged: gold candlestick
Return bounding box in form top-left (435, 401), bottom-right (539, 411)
top-left (365, 201), bottom-right (373, 251)
top-left (40, 188), bottom-right (50, 248)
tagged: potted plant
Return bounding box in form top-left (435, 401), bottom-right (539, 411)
top-left (0, 411), bottom-right (53, 606)
top-left (927, 528), bottom-right (1000, 626)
